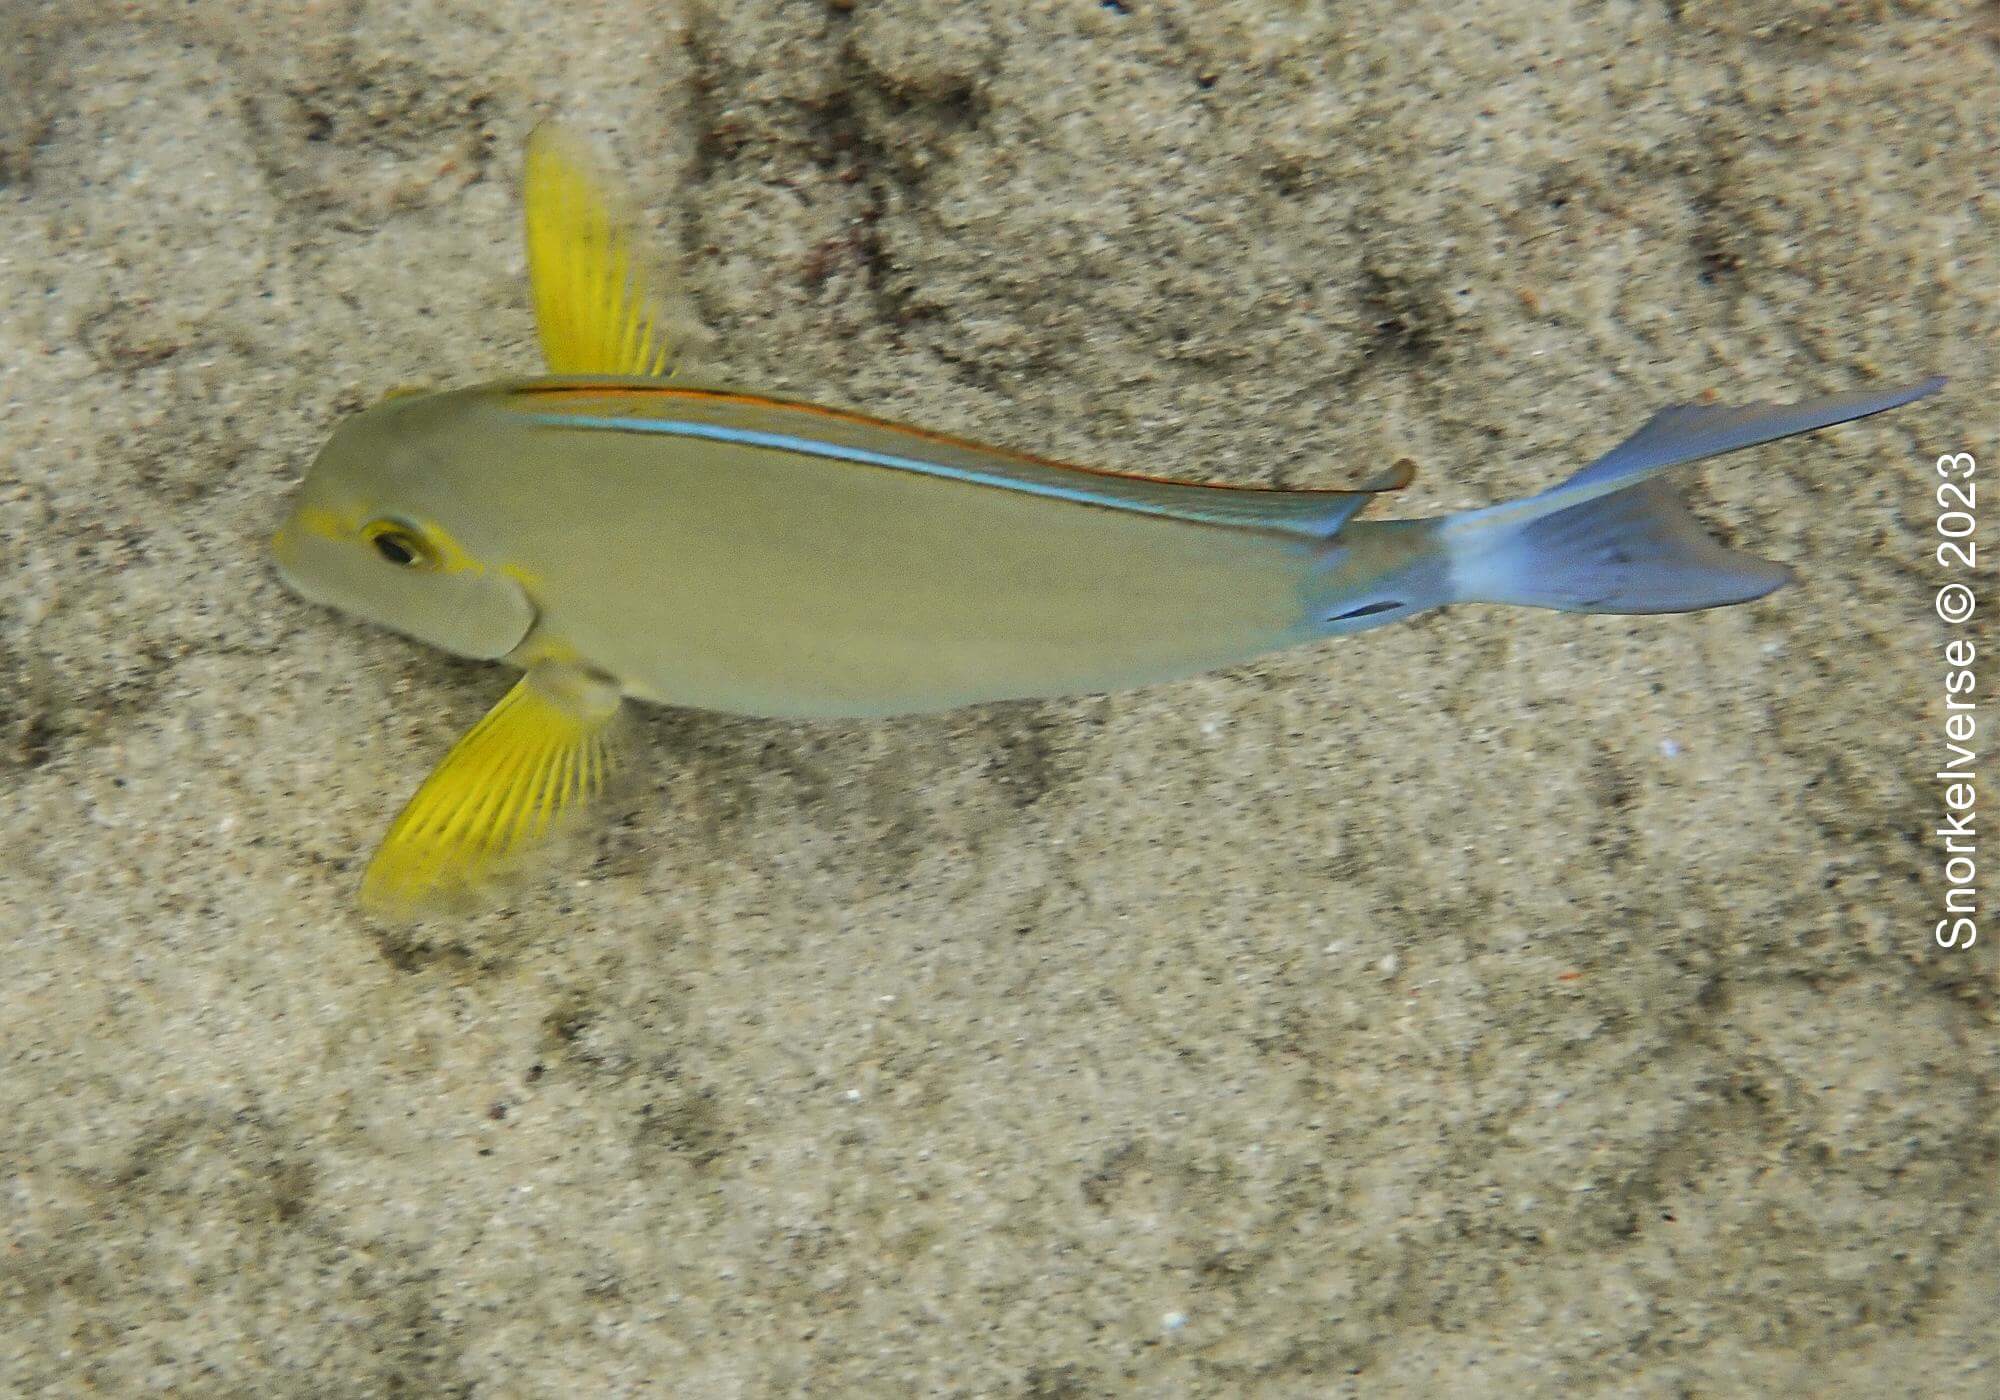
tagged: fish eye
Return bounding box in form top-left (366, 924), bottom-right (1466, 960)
top-left (364, 521), bottom-right (434, 570)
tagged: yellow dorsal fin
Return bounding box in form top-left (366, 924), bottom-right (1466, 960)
top-left (361, 664), bottom-right (623, 916)
top-left (523, 123), bottom-right (689, 378)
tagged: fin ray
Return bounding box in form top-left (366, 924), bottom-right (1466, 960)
top-left (524, 124), bottom-right (698, 378)
top-left (361, 665), bottom-right (623, 916)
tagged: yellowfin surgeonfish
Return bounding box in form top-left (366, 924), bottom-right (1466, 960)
top-left (272, 124), bottom-right (1942, 914)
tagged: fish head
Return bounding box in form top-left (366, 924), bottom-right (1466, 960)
top-left (273, 391), bottom-right (537, 661)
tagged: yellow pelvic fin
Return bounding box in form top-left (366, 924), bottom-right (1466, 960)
top-left (361, 663), bottom-right (623, 916)
top-left (523, 122), bottom-right (690, 378)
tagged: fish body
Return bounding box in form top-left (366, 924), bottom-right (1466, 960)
top-left (271, 124), bottom-right (1943, 913)
top-left (285, 378), bottom-right (1422, 720)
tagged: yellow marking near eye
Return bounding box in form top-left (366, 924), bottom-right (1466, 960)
top-left (418, 521), bottom-right (488, 576)
top-left (292, 505), bottom-right (352, 541)
top-left (362, 520), bottom-right (439, 571)
top-left (351, 517), bottom-right (488, 577)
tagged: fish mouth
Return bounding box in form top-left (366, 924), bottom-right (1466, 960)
top-left (270, 522), bottom-right (344, 611)
top-left (269, 524), bottom-right (316, 599)
top-left (270, 524), bottom-right (298, 579)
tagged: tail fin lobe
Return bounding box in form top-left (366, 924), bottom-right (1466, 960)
top-left (1448, 479), bottom-right (1791, 614)
top-left (1440, 376), bottom-right (1941, 616)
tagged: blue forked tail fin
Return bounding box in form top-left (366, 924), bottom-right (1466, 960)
top-left (1442, 377), bottom-right (1944, 614)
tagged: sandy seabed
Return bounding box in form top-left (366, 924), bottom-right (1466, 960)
top-left (1, 1), bottom-right (1994, 1395)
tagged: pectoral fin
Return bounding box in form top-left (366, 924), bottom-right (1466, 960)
top-left (523, 122), bottom-right (697, 378)
top-left (360, 664), bottom-right (623, 916)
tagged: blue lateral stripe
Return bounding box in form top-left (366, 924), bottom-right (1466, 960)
top-left (523, 411), bottom-right (1246, 525)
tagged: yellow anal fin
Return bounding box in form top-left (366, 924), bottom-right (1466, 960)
top-left (524, 122), bottom-right (688, 378)
top-left (361, 664), bottom-right (623, 916)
